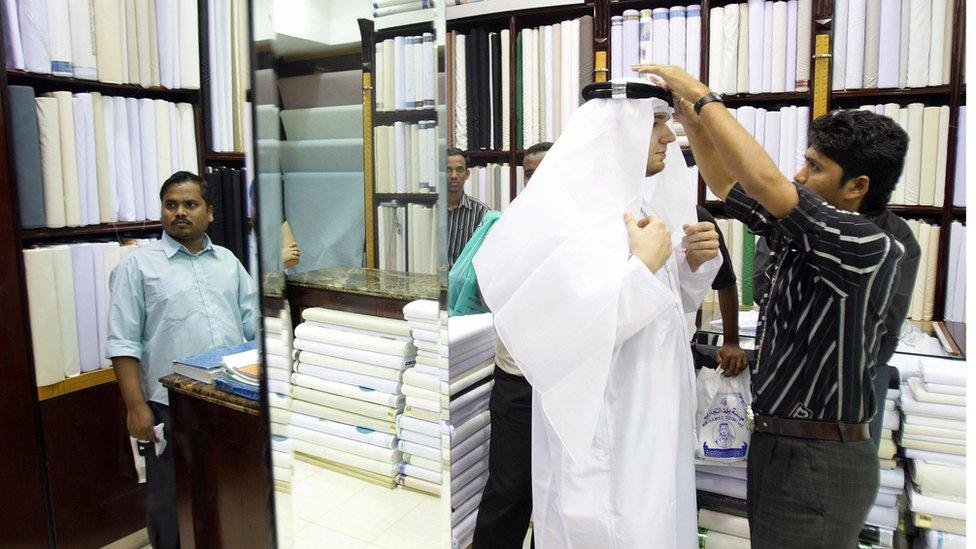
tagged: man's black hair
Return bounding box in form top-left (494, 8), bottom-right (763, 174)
top-left (525, 142), bottom-right (553, 157)
top-left (809, 110), bottom-right (909, 216)
top-left (446, 147), bottom-right (469, 168)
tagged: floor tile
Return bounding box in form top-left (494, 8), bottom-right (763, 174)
top-left (294, 522), bottom-right (369, 549)
top-left (292, 468), bottom-right (367, 523)
top-left (314, 484), bottom-right (419, 542)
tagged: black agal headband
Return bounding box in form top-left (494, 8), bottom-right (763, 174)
top-left (581, 80), bottom-right (674, 105)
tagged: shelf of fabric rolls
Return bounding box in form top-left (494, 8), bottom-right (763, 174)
top-left (721, 91), bottom-right (810, 106)
top-left (20, 221), bottom-right (165, 243)
top-left (203, 151), bottom-right (246, 163)
top-left (4, 69), bottom-right (202, 102)
top-left (831, 85), bottom-right (953, 101)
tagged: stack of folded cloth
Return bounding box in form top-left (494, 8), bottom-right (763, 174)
top-left (289, 307), bottom-right (414, 488)
top-left (265, 309), bottom-right (294, 493)
top-left (898, 358), bottom-right (966, 543)
top-left (862, 382), bottom-right (903, 547)
top-left (697, 508), bottom-right (751, 548)
top-left (446, 313), bottom-right (496, 549)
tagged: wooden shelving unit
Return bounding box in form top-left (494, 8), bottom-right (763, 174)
top-left (37, 368), bottom-right (118, 401)
top-left (20, 221), bottom-right (164, 243)
top-left (5, 69), bottom-right (201, 101)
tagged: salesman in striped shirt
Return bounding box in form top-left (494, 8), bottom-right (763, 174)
top-left (640, 65), bottom-right (906, 548)
top-left (447, 148), bottom-right (490, 268)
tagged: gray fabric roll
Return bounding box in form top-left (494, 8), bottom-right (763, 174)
top-left (280, 138), bottom-right (364, 173)
top-left (284, 172), bottom-right (365, 273)
top-left (277, 70), bottom-right (363, 110)
top-left (9, 86), bottom-right (46, 228)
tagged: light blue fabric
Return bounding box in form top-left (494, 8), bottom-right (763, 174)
top-left (107, 232), bottom-right (259, 405)
top-left (279, 138), bottom-right (364, 172)
top-left (284, 172), bottom-right (365, 272)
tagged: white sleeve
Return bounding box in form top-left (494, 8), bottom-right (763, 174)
top-left (615, 255), bottom-right (676, 345)
top-left (678, 251), bottom-right (723, 315)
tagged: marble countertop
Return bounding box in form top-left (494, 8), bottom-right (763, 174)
top-left (286, 266), bottom-right (445, 301)
top-left (160, 374), bottom-right (261, 416)
top-left (262, 270), bottom-right (286, 298)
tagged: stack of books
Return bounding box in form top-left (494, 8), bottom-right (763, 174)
top-left (215, 348), bottom-right (262, 400)
top-left (173, 341), bottom-right (257, 384)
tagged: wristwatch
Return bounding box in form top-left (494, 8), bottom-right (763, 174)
top-left (694, 92), bottom-right (724, 115)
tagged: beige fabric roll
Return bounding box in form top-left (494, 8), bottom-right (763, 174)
top-left (302, 308), bottom-right (411, 337)
top-left (177, 103), bottom-right (197, 173)
top-left (135, 0), bottom-right (151, 86)
top-left (375, 126), bottom-right (389, 193)
top-left (51, 245), bottom-right (80, 378)
top-left (124, 0), bottom-right (139, 84)
top-left (93, 0), bottom-right (124, 83)
top-left (179, 0), bottom-right (200, 89)
top-left (941, 0), bottom-right (953, 85)
top-left (154, 100), bottom-right (171, 189)
top-left (231, 0), bottom-right (248, 150)
top-left (911, 222), bottom-right (928, 319)
top-left (117, 0), bottom-right (130, 83)
top-left (23, 248), bottom-right (65, 386)
top-left (147, 0), bottom-right (160, 86)
top-left (737, 3), bottom-right (749, 93)
top-left (911, 460), bottom-right (966, 499)
top-left (922, 224), bottom-right (939, 320)
top-left (49, 92), bottom-right (82, 227)
top-left (501, 28), bottom-right (511, 150)
top-left (167, 103), bottom-right (179, 174)
top-left (905, 103), bottom-right (924, 205)
top-left (91, 92), bottom-right (113, 223)
top-left (934, 105), bottom-right (950, 207)
top-left (36, 98), bottom-right (67, 228)
top-left (918, 106), bottom-right (940, 206)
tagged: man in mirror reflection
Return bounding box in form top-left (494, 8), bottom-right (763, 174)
top-left (447, 147), bottom-right (489, 268)
top-left (107, 172), bottom-right (259, 548)
top-left (641, 64), bottom-right (909, 548)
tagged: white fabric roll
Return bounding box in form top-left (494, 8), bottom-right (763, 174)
top-left (138, 98), bottom-right (159, 219)
top-left (623, 10), bottom-right (639, 79)
top-left (112, 97), bottom-right (135, 222)
top-left (670, 6), bottom-right (687, 72)
top-left (639, 10), bottom-right (653, 65)
top-left (124, 98), bottom-right (145, 220)
top-left (785, 0), bottom-right (797, 92)
top-left (93, 0), bottom-right (124, 83)
top-left (832, 0), bottom-right (849, 90)
top-left (135, 0), bottom-right (152, 86)
top-left (905, 103), bottom-right (924, 205)
top-left (177, 103), bottom-right (197, 173)
top-left (877, 0), bottom-right (901, 87)
top-left (927, 0), bottom-right (946, 86)
top-left (167, 103), bottom-right (179, 175)
top-left (761, 2), bottom-right (773, 92)
top-left (922, 225), bottom-right (939, 320)
top-left (940, 0), bottom-right (953, 84)
top-left (763, 111), bottom-right (781, 165)
top-left (179, 0), bottom-right (200, 88)
top-left (934, 105), bottom-right (950, 207)
top-left (124, 0), bottom-right (138, 83)
top-left (845, 0), bottom-right (866, 89)
top-left (147, 0), bottom-right (161, 87)
top-left (795, 106), bottom-right (809, 174)
top-left (50, 92), bottom-right (82, 226)
top-left (68, 0), bottom-right (97, 80)
top-left (46, 0), bottom-right (73, 76)
top-left (911, 222), bottom-right (929, 318)
top-left (721, 4), bottom-right (738, 93)
top-left (51, 246), bottom-right (80, 377)
top-left (36, 97), bottom-right (67, 228)
top-left (862, 0), bottom-right (882, 87)
top-left (653, 8), bottom-right (670, 66)
top-left (24, 248), bottom-right (65, 385)
top-left (898, 0), bottom-right (911, 88)
top-left (544, 25), bottom-right (553, 141)
top-left (454, 34), bottom-right (467, 150)
top-left (748, 0), bottom-right (764, 92)
top-left (501, 28), bottom-right (510, 150)
top-left (907, 0), bottom-right (931, 87)
top-left (17, 0), bottom-right (51, 74)
top-left (771, 1), bottom-right (787, 92)
top-left (153, 100), bottom-right (171, 207)
top-left (796, 0), bottom-right (812, 90)
top-left (78, 94), bottom-right (100, 224)
top-left (708, 7), bottom-right (724, 92)
top-left (72, 94), bottom-right (93, 226)
top-left (2, 0), bottom-right (25, 70)
top-left (686, 5), bottom-right (702, 80)
top-left (156, 0), bottom-right (177, 88)
top-left (736, 4), bottom-right (749, 93)
top-left (71, 243), bottom-right (100, 372)
top-left (611, 16), bottom-right (623, 79)
top-left (698, 509), bottom-right (750, 539)
top-left (918, 106), bottom-right (940, 206)
top-left (96, 95), bottom-right (118, 222)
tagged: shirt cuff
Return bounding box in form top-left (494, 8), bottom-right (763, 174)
top-left (106, 341), bottom-right (142, 361)
top-left (723, 183), bottom-right (758, 223)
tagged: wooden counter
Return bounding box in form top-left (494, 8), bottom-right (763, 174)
top-left (161, 374), bottom-right (273, 549)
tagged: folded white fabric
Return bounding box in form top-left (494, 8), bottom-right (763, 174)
top-left (452, 470), bottom-right (489, 509)
top-left (294, 338), bottom-right (412, 369)
top-left (866, 503), bottom-right (899, 528)
top-left (902, 387), bottom-right (966, 420)
top-left (399, 439), bottom-right (441, 461)
top-left (698, 509), bottom-right (750, 539)
top-left (924, 381), bottom-right (966, 397)
top-left (291, 374), bottom-right (402, 408)
top-left (294, 323), bottom-right (414, 356)
top-left (697, 464), bottom-right (748, 481)
top-left (905, 448), bottom-right (967, 467)
top-left (901, 437), bottom-right (966, 456)
top-left (904, 423), bottom-right (965, 441)
top-left (695, 471), bottom-right (747, 500)
top-left (295, 363), bottom-right (401, 395)
top-left (289, 424), bottom-right (400, 463)
top-left (910, 487), bottom-right (966, 520)
top-left (921, 360), bottom-right (966, 387)
top-left (880, 465), bottom-right (905, 490)
top-left (293, 439), bottom-right (399, 476)
top-left (304, 319), bottom-right (412, 343)
top-left (921, 529), bottom-right (967, 549)
top-left (406, 395), bottom-right (440, 413)
top-left (447, 409), bottom-right (491, 442)
top-left (291, 411), bottom-right (395, 448)
top-left (400, 462), bottom-right (441, 484)
top-left (450, 359), bottom-right (494, 396)
top-left (399, 428), bottom-right (439, 448)
top-left (297, 350), bottom-right (405, 380)
top-left (702, 530), bottom-right (750, 549)
top-left (910, 377), bottom-right (966, 406)
top-left (397, 414), bottom-right (441, 438)
top-left (911, 460), bottom-right (966, 500)
top-left (403, 299), bottom-right (441, 322)
top-left (402, 367), bottom-right (443, 393)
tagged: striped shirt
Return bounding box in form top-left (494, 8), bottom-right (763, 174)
top-left (448, 194), bottom-right (489, 268)
top-left (725, 182), bottom-right (903, 424)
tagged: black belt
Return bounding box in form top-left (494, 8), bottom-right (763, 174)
top-left (753, 413), bottom-right (871, 442)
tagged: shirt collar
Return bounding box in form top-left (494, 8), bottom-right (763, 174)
top-left (161, 231), bottom-right (214, 259)
top-left (458, 194), bottom-right (475, 210)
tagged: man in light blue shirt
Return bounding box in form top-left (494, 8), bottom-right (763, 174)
top-left (108, 171), bottom-right (258, 549)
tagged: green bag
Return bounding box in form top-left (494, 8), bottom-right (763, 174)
top-left (448, 211), bottom-right (502, 316)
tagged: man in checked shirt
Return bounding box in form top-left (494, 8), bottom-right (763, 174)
top-left (640, 64), bottom-right (906, 548)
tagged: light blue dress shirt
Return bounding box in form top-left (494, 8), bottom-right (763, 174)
top-left (107, 232), bottom-right (258, 405)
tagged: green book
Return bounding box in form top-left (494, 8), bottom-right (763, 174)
top-left (515, 31), bottom-right (524, 150)
top-left (741, 228), bottom-right (755, 308)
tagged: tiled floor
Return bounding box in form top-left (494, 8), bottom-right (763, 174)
top-left (281, 459), bottom-right (448, 548)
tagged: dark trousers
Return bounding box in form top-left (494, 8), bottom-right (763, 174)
top-left (747, 431), bottom-right (878, 548)
top-left (146, 402), bottom-right (180, 549)
top-left (471, 368), bottom-right (533, 549)
top-left (869, 364), bottom-right (894, 449)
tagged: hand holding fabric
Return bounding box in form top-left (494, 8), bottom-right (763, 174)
top-left (625, 212), bottom-right (672, 273)
top-left (683, 221), bottom-right (720, 271)
top-left (717, 343), bottom-right (749, 377)
top-left (632, 64), bottom-right (711, 105)
top-left (127, 402), bottom-right (159, 442)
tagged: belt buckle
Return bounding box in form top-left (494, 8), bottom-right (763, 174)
top-left (745, 405), bottom-right (755, 432)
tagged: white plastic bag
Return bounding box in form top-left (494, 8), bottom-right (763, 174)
top-left (695, 366), bottom-right (752, 462)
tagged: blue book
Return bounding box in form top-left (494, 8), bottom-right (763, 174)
top-left (174, 340), bottom-right (257, 370)
top-left (214, 373), bottom-right (261, 401)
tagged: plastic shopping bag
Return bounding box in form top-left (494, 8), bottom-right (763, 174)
top-left (448, 211), bottom-right (502, 316)
top-left (695, 366), bottom-right (752, 462)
